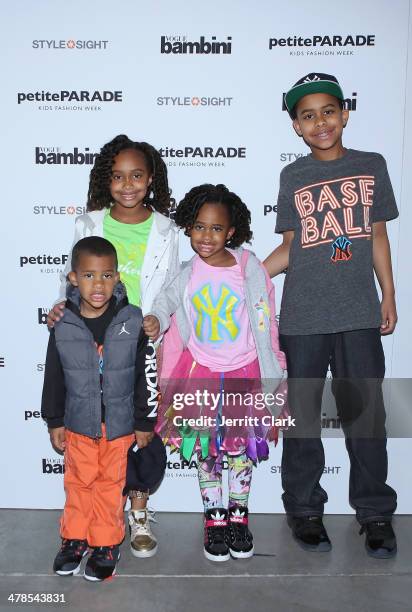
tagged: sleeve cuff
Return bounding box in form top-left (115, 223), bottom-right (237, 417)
top-left (145, 311), bottom-right (170, 335)
top-left (46, 417), bottom-right (65, 429)
top-left (134, 418), bottom-right (156, 432)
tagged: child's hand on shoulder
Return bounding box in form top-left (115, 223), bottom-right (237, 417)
top-left (49, 426), bottom-right (66, 452)
top-left (134, 430), bottom-right (154, 449)
top-left (47, 302), bottom-right (66, 329)
top-left (380, 295), bottom-right (398, 335)
top-left (143, 315), bottom-right (160, 340)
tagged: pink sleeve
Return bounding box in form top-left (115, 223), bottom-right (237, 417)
top-left (263, 266), bottom-right (287, 371)
top-left (158, 314), bottom-right (184, 380)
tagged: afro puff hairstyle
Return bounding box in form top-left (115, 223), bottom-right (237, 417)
top-left (87, 134), bottom-right (174, 216)
top-left (174, 184), bottom-right (253, 249)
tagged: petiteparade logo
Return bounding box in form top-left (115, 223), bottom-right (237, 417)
top-left (159, 145), bottom-right (246, 169)
top-left (32, 39), bottom-right (109, 50)
top-left (20, 254), bottom-right (68, 268)
top-left (159, 146), bottom-right (246, 159)
top-left (18, 90), bottom-right (122, 112)
top-left (269, 34), bottom-right (375, 57)
top-left (269, 34), bottom-right (375, 49)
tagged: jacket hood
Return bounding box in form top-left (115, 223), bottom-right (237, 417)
top-left (184, 246), bottom-right (256, 269)
top-left (80, 209), bottom-right (177, 236)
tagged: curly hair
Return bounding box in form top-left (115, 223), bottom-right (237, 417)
top-left (87, 134), bottom-right (174, 216)
top-left (174, 184), bottom-right (253, 248)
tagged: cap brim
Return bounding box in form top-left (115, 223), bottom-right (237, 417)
top-left (285, 81), bottom-right (344, 113)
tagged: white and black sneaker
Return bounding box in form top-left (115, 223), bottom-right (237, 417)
top-left (53, 539), bottom-right (88, 576)
top-left (204, 508), bottom-right (230, 562)
top-left (228, 506), bottom-right (254, 559)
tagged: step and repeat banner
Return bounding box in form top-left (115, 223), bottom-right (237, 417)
top-left (1, 0), bottom-right (411, 511)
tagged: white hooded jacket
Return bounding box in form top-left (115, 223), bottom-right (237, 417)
top-left (57, 209), bottom-right (180, 314)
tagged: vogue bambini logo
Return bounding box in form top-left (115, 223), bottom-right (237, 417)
top-left (38, 308), bottom-right (51, 325)
top-left (160, 35), bottom-right (232, 54)
top-left (35, 147), bottom-right (99, 165)
top-left (282, 92), bottom-right (358, 111)
top-left (32, 39), bottom-right (109, 50)
top-left (157, 96), bottom-right (233, 107)
top-left (42, 458), bottom-right (65, 474)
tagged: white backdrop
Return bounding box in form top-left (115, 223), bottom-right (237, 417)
top-left (0, 0), bottom-right (411, 512)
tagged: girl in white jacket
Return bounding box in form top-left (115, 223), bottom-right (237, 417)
top-left (48, 134), bottom-right (179, 560)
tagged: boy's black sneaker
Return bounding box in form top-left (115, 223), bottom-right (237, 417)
top-left (84, 545), bottom-right (120, 581)
top-left (53, 539), bottom-right (88, 576)
top-left (359, 521), bottom-right (397, 559)
top-left (228, 506), bottom-right (254, 559)
top-left (287, 515), bottom-right (332, 552)
top-left (204, 508), bottom-right (230, 562)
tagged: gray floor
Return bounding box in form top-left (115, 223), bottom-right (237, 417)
top-left (0, 511), bottom-right (410, 612)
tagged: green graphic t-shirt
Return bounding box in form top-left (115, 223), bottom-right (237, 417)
top-left (103, 211), bottom-right (153, 306)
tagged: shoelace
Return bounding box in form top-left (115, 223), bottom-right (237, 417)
top-left (207, 524), bottom-right (227, 545)
top-left (129, 508), bottom-right (157, 537)
top-left (230, 522), bottom-right (251, 543)
top-left (60, 539), bottom-right (86, 553)
top-left (92, 546), bottom-right (116, 561)
top-left (359, 522), bottom-right (392, 539)
top-left (295, 517), bottom-right (324, 538)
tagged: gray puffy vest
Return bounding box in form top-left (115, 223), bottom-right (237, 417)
top-left (54, 293), bottom-right (143, 441)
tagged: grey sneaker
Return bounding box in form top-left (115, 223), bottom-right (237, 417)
top-left (128, 509), bottom-right (158, 558)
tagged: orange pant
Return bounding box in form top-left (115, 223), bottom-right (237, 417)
top-left (60, 426), bottom-right (134, 546)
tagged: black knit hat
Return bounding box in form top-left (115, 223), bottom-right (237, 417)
top-left (123, 434), bottom-right (167, 495)
top-left (285, 73), bottom-right (344, 114)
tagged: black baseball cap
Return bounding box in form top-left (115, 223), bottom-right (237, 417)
top-left (123, 434), bottom-right (167, 495)
top-left (285, 73), bottom-right (344, 114)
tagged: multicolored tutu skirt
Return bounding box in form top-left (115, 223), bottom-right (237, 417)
top-left (156, 349), bottom-right (284, 462)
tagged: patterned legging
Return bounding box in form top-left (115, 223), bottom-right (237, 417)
top-left (197, 452), bottom-right (253, 510)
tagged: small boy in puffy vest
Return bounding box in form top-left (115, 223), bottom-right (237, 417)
top-left (41, 236), bottom-right (158, 581)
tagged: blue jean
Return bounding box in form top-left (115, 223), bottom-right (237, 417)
top-left (280, 328), bottom-right (397, 524)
